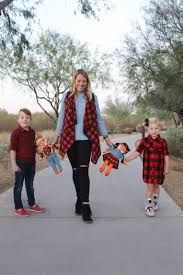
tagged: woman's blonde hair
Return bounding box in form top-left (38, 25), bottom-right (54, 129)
top-left (70, 69), bottom-right (92, 100)
top-left (148, 117), bottom-right (160, 126)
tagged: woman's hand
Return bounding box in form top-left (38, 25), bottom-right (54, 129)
top-left (53, 136), bottom-right (60, 145)
top-left (104, 137), bottom-right (113, 148)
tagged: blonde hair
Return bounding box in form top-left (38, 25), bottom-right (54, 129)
top-left (148, 117), bottom-right (160, 126)
top-left (70, 69), bottom-right (92, 101)
top-left (35, 135), bottom-right (44, 146)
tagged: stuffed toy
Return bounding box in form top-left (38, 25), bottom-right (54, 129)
top-left (36, 136), bottom-right (63, 175)
top-left (100, 142), bottom-right (130, 176)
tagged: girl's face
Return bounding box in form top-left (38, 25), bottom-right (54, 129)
top-left (148, 123), bottom-right (160, 139)
top-left (75, 74), bottom-right (87, 92)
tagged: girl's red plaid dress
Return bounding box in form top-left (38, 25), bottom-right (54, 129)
top-left (136, 135), bottom-right (169, 184)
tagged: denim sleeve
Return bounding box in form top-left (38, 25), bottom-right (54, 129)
top-left (56, 92), bottom-right (67, 136)
top-left (94, 94), bottom-right (108, 136)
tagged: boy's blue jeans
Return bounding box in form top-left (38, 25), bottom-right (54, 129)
top-left (14, 160), bottom-right (35, 210)
top-left (47, 152), bottom-right (62, 173)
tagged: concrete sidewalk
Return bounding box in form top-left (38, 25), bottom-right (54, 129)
top-left (0, 135), bottom-right (183, 275)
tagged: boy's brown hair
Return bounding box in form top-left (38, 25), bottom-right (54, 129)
top-left (18, 108), bottom-right (32, 118)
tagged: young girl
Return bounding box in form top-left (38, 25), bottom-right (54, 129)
top-left (126, 117), bottom-right (169, 217)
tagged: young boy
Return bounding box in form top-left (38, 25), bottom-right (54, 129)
top-left (126, 117), bottom-right (169, 217)
top-left (10, 108), bottom-right (45, 217)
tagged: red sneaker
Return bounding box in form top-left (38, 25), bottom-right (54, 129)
top-left (15, 208), bottom-right (29, 217)
top-left (28, 204), bottom-right (45, 213)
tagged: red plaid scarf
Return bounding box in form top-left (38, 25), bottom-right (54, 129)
top-left (59, 92), bottom-right (101, 164)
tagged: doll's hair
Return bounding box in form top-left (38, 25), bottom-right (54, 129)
top-left (35, 135), bottom-right (44, 146)
top-left (70, 69), bottom-right (92, 101)
top-left (113, 143), bottom-right (119, 148)
top-left (144, 118), bottom-right (149, 127)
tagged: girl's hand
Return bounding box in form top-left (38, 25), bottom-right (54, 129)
top-left (164, 167), bottom-right (169, 175)
top-left (104, 137), bottom-right (114, 148)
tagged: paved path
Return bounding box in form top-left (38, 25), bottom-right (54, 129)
top-left (0, 134), bottom-right (183, 275)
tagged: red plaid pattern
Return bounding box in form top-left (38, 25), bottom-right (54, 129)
top-left (83, 95), bottom-right (101, 164)
top-left (43, 144), bottom-right (58, 157)
top-left (103, 152), bottom-right (119, 169)
top-left (136, 135), bottom-right (169, 184)
top-left (59, 92), bottom-right (76, 159)
top-left (59, 92), bottom-right (101, 164)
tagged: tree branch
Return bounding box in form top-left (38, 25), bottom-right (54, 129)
top-left (0, 0), bottom-right (14, 11)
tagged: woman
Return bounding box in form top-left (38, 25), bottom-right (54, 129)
top-left (54, 69), bottom-right (113, 223)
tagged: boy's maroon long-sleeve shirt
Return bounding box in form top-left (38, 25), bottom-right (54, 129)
top-left (10, 126), bottom-right (36, 164)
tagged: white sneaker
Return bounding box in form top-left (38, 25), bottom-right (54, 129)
top-left (153, 202), bottom-right (159, 211)
top-left (145, 206), bottom-right (155, 217)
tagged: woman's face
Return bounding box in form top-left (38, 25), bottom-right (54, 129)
top-left (75, 74), bottom-right (87, 92)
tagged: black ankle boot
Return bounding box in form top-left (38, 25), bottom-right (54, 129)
top-left (75, 198), bottom-right (82, 215)
top-left (81, 204), bottom-right (93, 223)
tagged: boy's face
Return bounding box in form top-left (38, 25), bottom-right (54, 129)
top-left (18, 111), bottom-right (31, 129)
top-left (148, 123), bottom-right (160, 139)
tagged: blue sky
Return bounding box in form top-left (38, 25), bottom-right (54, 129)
top-left (0, 0), bottom-right (145, 113)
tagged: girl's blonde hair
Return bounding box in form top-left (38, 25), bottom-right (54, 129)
top-left (148, 117), bottom-right (160, 126)
top-left (70, 69), bottom-right (92, 100)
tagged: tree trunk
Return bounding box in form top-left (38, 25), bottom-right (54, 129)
top-left (0, 0), bottom-right (14, 11)
top-left (178, 111), bottom-right (183, 126)
top-left (172, 112), bottom-right (179, 127)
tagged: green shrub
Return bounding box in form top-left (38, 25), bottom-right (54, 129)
top-left (165, 127), bottom-right (183, 158)
top-left (0, 143), bottom-right (9, 162)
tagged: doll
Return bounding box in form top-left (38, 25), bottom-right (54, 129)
top-left (100, 142), bottom-right (130, 176)
top-left (36, 135), bottom-right (63, 175)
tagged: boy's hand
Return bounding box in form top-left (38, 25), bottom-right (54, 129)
top-left (12, 163), bottom-right (21, 172)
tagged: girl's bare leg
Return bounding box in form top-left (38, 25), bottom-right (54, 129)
top-left (144, 183), bottom-right (155, 217)
top-left (152, 184), bottom-right (160, 210)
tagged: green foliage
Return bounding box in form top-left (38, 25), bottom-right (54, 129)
top-left (0, 109), bottom-right (56, 132)
top-left (136, 102), bottom-right (173, 121)
top-left (0, 0), bottom-right (40, 56)
top-left (0, 30), bottom-right (112, 122)
top-left (103, 98), bottom-right (132, 118)
top-left (0, 0), bottom-right (110, 57)
top-left (103, 98), bottom-right (134, 133)
top-left (117, 0), bottom-right (183, 115)
top-left (0, 143), bottom-right (9, 162)
top-left (77, 0), bottom-right (110, 19)
top-left (0, 109), bottom-right (16, 132)
top-left (165, 127), bottom-right (183, 158)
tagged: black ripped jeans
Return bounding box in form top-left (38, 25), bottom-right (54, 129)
top-left (67, 140), bottom-right (91, 203)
